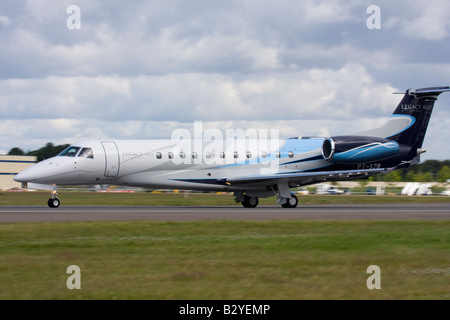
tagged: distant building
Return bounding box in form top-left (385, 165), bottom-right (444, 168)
top-left (0, 155), bottom-right (37, 190)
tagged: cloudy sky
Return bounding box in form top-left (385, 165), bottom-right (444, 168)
top-left (1, 0), bottom-right (449, 160)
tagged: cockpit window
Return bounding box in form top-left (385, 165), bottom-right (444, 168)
top-left (79, 148), bottom-right (94, 159)
top-left (58, 146), bottom-right (81, 157)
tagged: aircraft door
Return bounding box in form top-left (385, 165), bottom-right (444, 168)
top-left (101, 141), bottom-right (120, 177)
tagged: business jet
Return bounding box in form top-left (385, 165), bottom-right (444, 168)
top-left (14, 86), bottom-right (449, 208)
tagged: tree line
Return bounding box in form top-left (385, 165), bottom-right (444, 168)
top-left (8, 143), bottom-right (70, 162)
top-left (371, 160), bottom-right (450, 183)
top-left (8, 143), bottom-right (450, 183)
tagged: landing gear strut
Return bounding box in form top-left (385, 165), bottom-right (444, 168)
top-left (47, 189), bottom-right (60, 208)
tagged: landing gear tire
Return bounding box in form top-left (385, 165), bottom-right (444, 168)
top-left (48, 198), bottom-right (60, 208)
top-left (241, 196), bottom-right (259, 208)
top-left (281, 194), bottom-right (298, 208)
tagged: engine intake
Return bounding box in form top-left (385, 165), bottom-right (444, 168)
top-left (322, 136), bottom-right (399, 164)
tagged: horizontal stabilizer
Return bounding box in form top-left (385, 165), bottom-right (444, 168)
top-left (394, 86), bottom-right (450, 95)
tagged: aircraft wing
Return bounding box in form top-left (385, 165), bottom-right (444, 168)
top-left (226, 167), bottom-right (394, 187)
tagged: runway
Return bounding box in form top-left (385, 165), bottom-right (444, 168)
top-left (0, 203), bottom-right (449, 222)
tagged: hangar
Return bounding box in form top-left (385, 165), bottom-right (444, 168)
top-left (0, 155), bottom-right (37, 190)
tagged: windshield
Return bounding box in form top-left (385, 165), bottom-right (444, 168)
top-left (58, 146), bottom-right (81, 157)
top-left (79, 147), bottom-right (94, 159)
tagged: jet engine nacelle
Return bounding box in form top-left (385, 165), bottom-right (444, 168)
top-left (322, 135), bottom-right (400, 164)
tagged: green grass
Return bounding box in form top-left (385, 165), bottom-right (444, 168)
top-left (0, 220), bottom-right (449, 299)
top-left (1, 191), bottom-right (450, 206)
top-left (1, 191), bottom-right (449, 299)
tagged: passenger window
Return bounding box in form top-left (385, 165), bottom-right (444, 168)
top-left (179, 152), bottom-right (186, 159)
top-left (246, 151), bottom-right (252, 158)
top-left (233, 151), bottom-right (239, 159)
top-left (58, 146), bottom-right (80, 157)
top-left (219, 152), bottom-right (225, 159)
top-left (275, 152), bottom-right (281, 158)
top-left (79, 148), bottom-right (94, 159)
top-left (168, 152), bottom-right (174, 159)
top-left (288, 151), bottom-right (294, 158)
top-left (156, 152), bottom-right (162, 159)
top-left (261, 151), bottom-right (267, 158)
top-left (205, 152), bottom-right (211, 159)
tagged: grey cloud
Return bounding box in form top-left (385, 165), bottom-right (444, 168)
top-left (0, 65), bottom-right (397, 122)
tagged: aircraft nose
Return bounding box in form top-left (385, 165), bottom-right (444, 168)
top-left (14, 158), bottom-right (60, 183)
top-left (13, 170), bottom-right (28, 183)
top-left (14, 165), bottom-right (44, 183)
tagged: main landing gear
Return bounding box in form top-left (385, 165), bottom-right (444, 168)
top-left (235, 192), bottom-right (299, 208)
top-left (281, 194), bottom-right (298, 208)
top-left (47, 189), bottom-right (60, 208)
top-left (241, 195), bottom-right (259, 208)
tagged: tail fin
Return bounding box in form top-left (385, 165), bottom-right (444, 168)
top-left (358, 86), bottom-right (449, 152)
top-left (389, 87), bottom-right (450, 149)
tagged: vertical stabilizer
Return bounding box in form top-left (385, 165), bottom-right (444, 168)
top-left (389, 87), bottom-right (450, 149)
top-left (358, 86), bottom-right (449, 148)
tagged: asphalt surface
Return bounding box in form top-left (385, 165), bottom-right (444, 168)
top-left (0, 203), bottom-right (449, 222)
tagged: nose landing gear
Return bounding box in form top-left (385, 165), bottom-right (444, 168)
top-left (48, 197), bottom-right (60, 208)
top-left (47, 189), bottom-right (60, 208)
